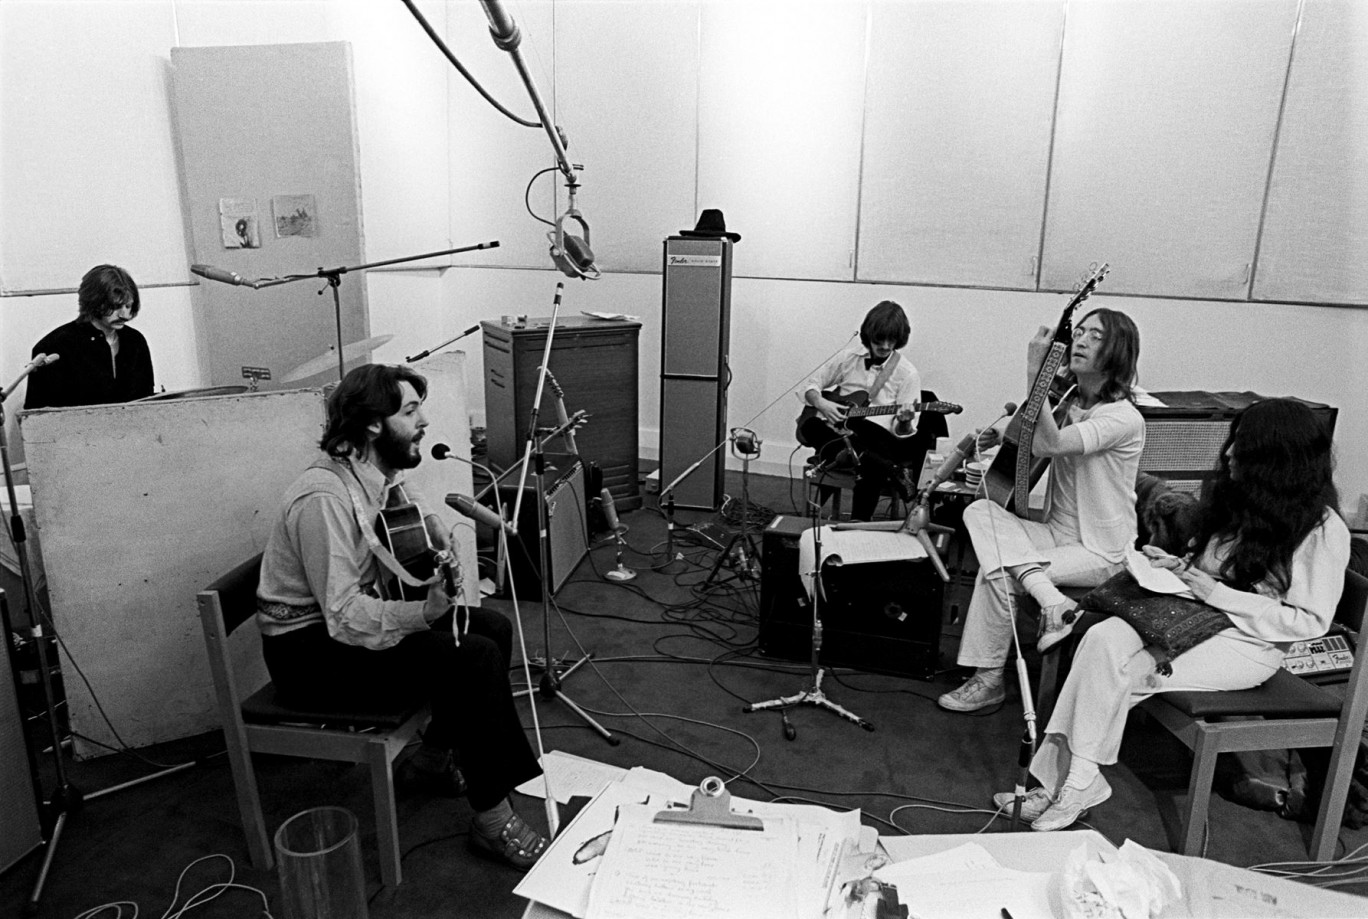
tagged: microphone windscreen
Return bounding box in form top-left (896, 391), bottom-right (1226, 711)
top-left (431, 443), bottom-right (451, 460)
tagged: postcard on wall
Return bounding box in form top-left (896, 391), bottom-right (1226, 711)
top-left (272, 194), bottom-right (318, 238)
top-left (218, 197), bottom-right (261, 249)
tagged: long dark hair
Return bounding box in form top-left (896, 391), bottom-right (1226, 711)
top-left (1191, 398), bottom-right (1338, 593)
top-left (319, 364), bottom-right (427, 458)
top-left (859, 300), bottom-right (911, 351)
top-left (1076, 308), bottom-right (1139, 404)
top-left (77, 264), bottom-right (140, 321)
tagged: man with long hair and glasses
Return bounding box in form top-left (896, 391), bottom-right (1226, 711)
top-left (25, 264), bottom-right (155, 409)
top-left (256, 363), bottom-right (547, 869)
top-left (939, 309), bottom-right (1144, 714)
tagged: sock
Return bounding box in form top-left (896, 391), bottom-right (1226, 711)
top-left (1064, 756), bottom-right (1100, 790)
top-left (474, 798), bottom-right (514, 838)
top-left (1018, 566), bottom-right (1067, 609)
top-left (975, 667), bottom-right (1004, 687)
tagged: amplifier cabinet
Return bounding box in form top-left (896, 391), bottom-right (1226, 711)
top-left (483, 316), bottom-right (641, 509)
top-left (1141, 391), bottom-right (1336, 494)
top-left (486, 457), bottom-right (589, 600)
top-left (759, 516), bottom-right (943, 680)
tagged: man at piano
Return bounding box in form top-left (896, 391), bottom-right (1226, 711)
top-left (255, 363), bottom-right (547, 869)
top-left (938, 309), bottom-right (1144, 715)
top-left (798, 300), bottom-right (923, 521)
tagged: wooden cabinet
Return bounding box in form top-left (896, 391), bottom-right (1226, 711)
top-left (482, 317), bottom-right (641, 509)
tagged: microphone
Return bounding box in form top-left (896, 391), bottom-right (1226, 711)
top-left (600, 487), bottom-right (623, 533)
top-left (446, 492), bottom-right (516, 535)
top-left (1004, 401), bottom-right (1019, 416)
top-left (190, 264), bottom-right (248, 286)
top-left (928, 431), bottom-right (980, 493)
top-left (431, 443), bottom-right (454, 461)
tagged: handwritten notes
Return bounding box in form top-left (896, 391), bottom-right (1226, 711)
top-left (585, 805), bottom-right (799, 919)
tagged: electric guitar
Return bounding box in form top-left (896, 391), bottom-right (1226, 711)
top-left (981, 262), bottom-right (1109, 516)
top-left (375, 497), bottom-right (461, 605)
top-left (796, 390), bottom-right (962, 445)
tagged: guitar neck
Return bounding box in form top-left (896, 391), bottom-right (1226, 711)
top-left (849, 400), bottom-right (923, 420)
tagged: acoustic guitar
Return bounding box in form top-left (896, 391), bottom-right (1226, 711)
top-left (795, 390), bottom-right (962, 446)
top-left (375, 498), bottom-right (461, 605)
top-left (981, 263), bottom-right (1109, 516)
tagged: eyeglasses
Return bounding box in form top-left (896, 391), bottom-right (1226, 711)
top-left (1071, 327), bottom-right (1104, 343)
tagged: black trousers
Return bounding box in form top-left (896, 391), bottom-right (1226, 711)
top-left (262, 607), bottom-right (540, 811)
top-left (800, 416), bottom-right (925, 520)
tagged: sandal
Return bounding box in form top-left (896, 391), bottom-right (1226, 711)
top-left (470, 811), bottom-right (548, 871)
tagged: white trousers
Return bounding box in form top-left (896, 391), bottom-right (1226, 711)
top-left (1030, 617), bottom-right (1283, 791)
top-left (956, 499), bottom-right (1121, 669)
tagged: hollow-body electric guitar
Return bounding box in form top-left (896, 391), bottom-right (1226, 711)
top-left (981, 263), bottom-right (1109, 516)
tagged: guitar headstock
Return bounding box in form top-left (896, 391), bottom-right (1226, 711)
top-left (924, 401), bottom-right (963, 415)
top-left (1052, 261), bottom-right (1110, 344)
top-left (542, 367), bottom-right (564, 398)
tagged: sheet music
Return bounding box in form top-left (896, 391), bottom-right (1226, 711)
top-left (585, 804), bottom-right (800, 919)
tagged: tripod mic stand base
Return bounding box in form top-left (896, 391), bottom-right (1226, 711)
top-left (746, 669), bottom-right (874, 732)
top-left (605, 566), bottom-right (636, 582)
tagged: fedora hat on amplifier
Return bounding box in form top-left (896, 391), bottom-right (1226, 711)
top-left (680, 208), bottom-right (741, 243)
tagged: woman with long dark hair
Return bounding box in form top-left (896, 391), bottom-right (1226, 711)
top-left (1009, 398), bottom-right (1350, 831)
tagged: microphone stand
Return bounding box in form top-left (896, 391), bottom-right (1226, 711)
top-left (2, 361), bottom-right (197, 915)
top-left (406, 323), bottom-right (482, 364)
top-left (745, 487), bottom-right (873, 732)
top-left (507, 283), bottom-right (616, 746)
top-left (193, 241), bottom-right (499, 382)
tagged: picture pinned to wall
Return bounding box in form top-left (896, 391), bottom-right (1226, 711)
top-left (272, 194), bottom-right (318, 238)
top-left (218, 197), bottom-right (261, 249)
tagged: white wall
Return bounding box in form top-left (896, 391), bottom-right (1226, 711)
top-left (2, 0), bottom-right (1365, 512)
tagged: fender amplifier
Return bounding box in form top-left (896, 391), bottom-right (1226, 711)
top-left (487, 456), bottom-right (589, 599)
top-left (759, 515), bottom-right (943, 680)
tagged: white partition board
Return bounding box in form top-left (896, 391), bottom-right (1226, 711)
top-left (859, 1), bottom-right (1064, 288)
top-left (1041, 0), bottom-right (1299, 298)
top-left (20, 390), bottom-right (326, 756)
top-left (697, 1), bottom-right (867, 280)
top-left (1254, 0), bottom-right (1368, 306)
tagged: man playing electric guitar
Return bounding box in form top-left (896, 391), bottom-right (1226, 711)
top-left (799, 300), bottom-right (924, 521)
top-left (939, 308), bottom-right (1145, 729)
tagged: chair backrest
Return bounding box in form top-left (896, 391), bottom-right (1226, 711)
top-left (206, 553), bottom-right (265, 637)
top-left (1337, 567), bottom-right (1368, 634)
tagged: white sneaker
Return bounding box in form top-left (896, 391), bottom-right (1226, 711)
top-left (937, 672), bottom-right (1006, 712)
top-left (991, 787), bottom-right (1054, 822)
top-left (1032, 774), bottom-right (1112, 832)
top-left (1037, 600), bottom-right (1080, 654)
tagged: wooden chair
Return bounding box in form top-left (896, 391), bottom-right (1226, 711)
top-left (1138, 568), bottom-right (1368, 859)
top-left (197, 554), bottom-right (430, 887)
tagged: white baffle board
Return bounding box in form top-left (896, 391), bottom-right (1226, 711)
top-left (21, 368), bottom-right (475, 757)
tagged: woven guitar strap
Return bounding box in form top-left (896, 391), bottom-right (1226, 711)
top-left (330, 459), bottom-right (433, 590)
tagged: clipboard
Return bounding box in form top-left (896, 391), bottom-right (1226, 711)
top-left (654, 776), bottom-right (764, 831)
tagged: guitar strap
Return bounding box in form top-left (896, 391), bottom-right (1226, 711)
top-left (329, 459), bottom-right (434, 590)
top-left (867, 350), bottom-right (901, 404)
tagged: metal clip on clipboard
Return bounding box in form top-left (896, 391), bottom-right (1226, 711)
top-left (654, 776), bottom-right (764, 831)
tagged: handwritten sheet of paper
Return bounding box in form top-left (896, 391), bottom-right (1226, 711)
top-left (880, 865), bottom-right (1055, 919)
top-left (514, 784), bottom-right (663, 918)
top-left (585, 805), bottom-right (800, 919)
top-left (515, 750), bottom-right (629, 804)
top-left (1125, 546), bottom-right (1193, 596)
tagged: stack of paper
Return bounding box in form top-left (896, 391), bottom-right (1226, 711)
top-left (515, 766), bottom-right (861, 919)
